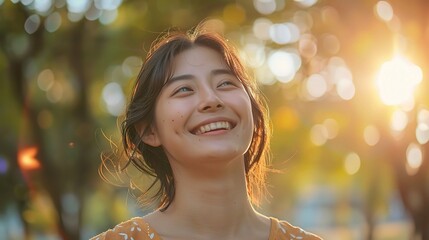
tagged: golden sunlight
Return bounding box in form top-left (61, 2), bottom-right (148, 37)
top-left (18, 147), bottom-right (41, 171)
top-left (376, 56), bottom-right (422, 106)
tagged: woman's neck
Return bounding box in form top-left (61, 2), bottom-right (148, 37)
top-left (146, 159), bottom-right (270, 239)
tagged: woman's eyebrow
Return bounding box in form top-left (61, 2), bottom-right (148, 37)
top-left (165, 68), bottom-right (234, 86)
top-left (211, 68), bottom-right (234, 76)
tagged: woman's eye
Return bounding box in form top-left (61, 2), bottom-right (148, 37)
top-left (173, 86), bottom-right (193, 95)
top-left (218, 81), bottom-right (235, 88)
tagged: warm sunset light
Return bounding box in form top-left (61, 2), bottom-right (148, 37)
top-left (376, 56), bottom-right (422, 106)
top-left (18, 147), bottom-right (41, 171)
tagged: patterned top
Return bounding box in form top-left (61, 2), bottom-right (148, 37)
top-left (91, 217), bottom-right (322, 240)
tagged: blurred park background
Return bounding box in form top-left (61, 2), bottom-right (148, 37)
top-left (1, 0), bottom-right (429, 239)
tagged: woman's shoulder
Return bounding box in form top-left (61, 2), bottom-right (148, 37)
top-left (90, 217), bottom-right (160, 240)
top-left (270, 217), bottom-right (323, 240)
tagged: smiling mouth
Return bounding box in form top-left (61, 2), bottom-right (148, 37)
top-left (193, 121), bottom-right (233, 135)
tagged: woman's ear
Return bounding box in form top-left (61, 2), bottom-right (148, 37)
top-left (136, 123), bottom-right (161, 147)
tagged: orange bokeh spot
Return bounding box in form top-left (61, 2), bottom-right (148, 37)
top-left (18, 147), bottom-right (41, 171)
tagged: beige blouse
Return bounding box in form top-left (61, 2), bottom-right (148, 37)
top-left (91, 216), bottom-right (322, 240)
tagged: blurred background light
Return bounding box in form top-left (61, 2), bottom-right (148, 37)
top-left (376, 56), bottom-right (422, 106)
top-left (255, 65), bottom-right (276, 85)
top-left (344, 152), bottom-right (361, 175)
top-left (253, 0), bottom-right (276, 15)
top-left (306, 74), bottom-right (327, 98)
top-left (416, 108), bottom-right (429, 144)
top-left (242, 43), bottom-right (266, 68)
top-left (99, 9), bottom-right (118, 25)
top-left (102, 82), bottom-right (126, 116)
top-left (294, 0), bottom-right (318, 8)
top-left (94, 0), bottom-right (122, 11)
top-left (310, 124), bottom-right (328, 146)
top-left (85, 5), bottom-right (102, 21)
top-left (37, 69), bottom-right (55, 91)
top-left (406, 143), bottom-right (422, 175)
top-left (269, 22), bottom-right (300, 45)
top-left (335, 77), bottom-right (355, 100)
top-left (321, 34), bottom-right (340, 55)
top-left (390, 110), bottom-right (408, 132)
top-left (20, 0), bottom-right (33, 6)
top-left (268, 49), bottom-right (301, 83)
top-left (122, 56), bottom-right (142, 77)
top-left (293, 11), bottom-right (313, 32)
top-left (67, 0), bottom-right (90, 13)
top-left (253, 18), bottom-right (272, 40)
top-left (375, 1), bottom-right (394, 22)
top-left (323, 118), bottom-right (339, 139)
top-left (68, 12), bottom-right (84, 22)
top-left (34, 0), bottom-right (52, 13)
top-left (24, 14), bottom-right (41, 34)
top-left (364, 125), bottom-right (380, 146)
top-left (18, 147), bottom-right (40, 171)
top-left (45, 11), bottom-right (62, 32)
top-left (0, 156), bottom-right (8, 175)
top-left (416, 124), bottom-right (429, 145)
top-left (298, 34), bottom-right (317, 59)
top-left (46, 82), bottom-right (64, 103)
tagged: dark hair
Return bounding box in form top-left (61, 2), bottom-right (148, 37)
top-left (106, 22), bottom-right (271, 211)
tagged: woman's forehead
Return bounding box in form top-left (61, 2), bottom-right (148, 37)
top-left (171, 46), bottom-right (229, 75)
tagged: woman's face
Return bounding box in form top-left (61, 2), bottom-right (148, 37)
top-left (143, 46), bottom-right (254, 170)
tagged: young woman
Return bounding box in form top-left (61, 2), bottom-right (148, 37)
top-left (92, 22), bottom-right (322, 240)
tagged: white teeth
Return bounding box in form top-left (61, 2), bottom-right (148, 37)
top-left (195, 121), bottom-right (231, 135)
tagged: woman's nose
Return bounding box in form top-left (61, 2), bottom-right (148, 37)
top-left (198, 89), bottom-right (224, 112)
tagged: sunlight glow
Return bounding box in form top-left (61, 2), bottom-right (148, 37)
top-left (376, 56), bottom-right (422, 106)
